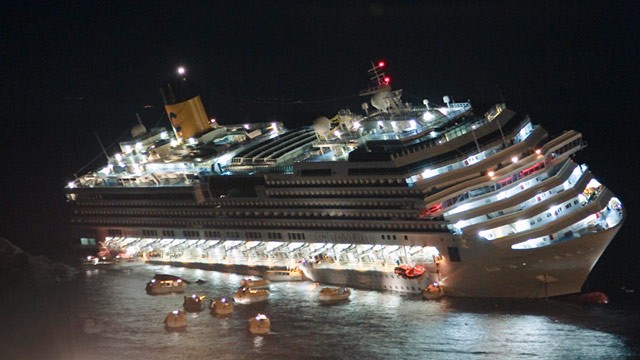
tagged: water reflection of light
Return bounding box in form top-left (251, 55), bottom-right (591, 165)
top-left (433, 312), bottom-right (628, 358)
top-left (63, 265), bottom-right (635, 359)
top-left (355, 291), bottom-right (401, 309)
top-left (85, 269), bottom-right (99, 276)
top-left (253, 335), bottom-right (264, 350)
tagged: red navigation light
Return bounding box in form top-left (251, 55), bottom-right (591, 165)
top-left (383, 76), bottom-right (391, 84)
top-left (378, 61), bottom-right (385, 68)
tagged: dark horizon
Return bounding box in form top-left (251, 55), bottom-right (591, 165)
top-left (2, 1), bottom-right (638, 295)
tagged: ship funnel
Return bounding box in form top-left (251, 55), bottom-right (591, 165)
top-left (160, 69), bottom-right (211, 140)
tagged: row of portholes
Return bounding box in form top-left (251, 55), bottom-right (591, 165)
top-left (80, 201), bottom-right (190, 208)
top-left (77, 205), bottom-right (415, 218)
top-left (268, 178), bottom-right (405, 186)
top-left (381, 285), bottom-right (420, 291)
top-left (77, 218), bottom-right (447, 232)
top-left (268, 190), bottom-right (413, 197)
top-left (78, 208), bottom-right (355, 218)
top-left (209, 200), bottom-right (413, 208)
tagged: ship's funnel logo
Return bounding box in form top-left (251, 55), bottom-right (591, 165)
top-left (164, 96), bottom-right (208, 139)
top-left (169, 112), bottom-right (181, 132)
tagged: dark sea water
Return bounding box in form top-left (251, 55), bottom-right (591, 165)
top-left (2, 264), bottom-right (639, 360)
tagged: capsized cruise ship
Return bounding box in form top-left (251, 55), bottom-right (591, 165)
top-left (65, 63), bottom-right (624, 298)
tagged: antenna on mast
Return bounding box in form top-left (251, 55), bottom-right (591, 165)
top-left (94, 132), bottom-right (110, 162)
top-left (360, 60), bottom-right (391, 96)
top-left (494, 86), bottom-right (508, 148)
top-left (497, 85), bottom-right (506, 104)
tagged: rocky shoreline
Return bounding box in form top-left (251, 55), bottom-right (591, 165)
top-left (0, 237), bottom-right (76, 292)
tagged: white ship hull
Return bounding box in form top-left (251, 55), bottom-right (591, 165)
top-left (301, 265), bottom-right (436, 294)
top-left (301, 225), bottom-right (620, 298)
top-left (446, 226), bottom-right (621, 298)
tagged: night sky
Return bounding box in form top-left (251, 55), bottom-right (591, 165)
top-left (2, 2), bottom-right (638, 292)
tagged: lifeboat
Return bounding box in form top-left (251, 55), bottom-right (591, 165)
top-left (82, 255), bottom-right (116, 266)
top-left (210, 297), bottom-right (234, 316)
top-left (422, 283), bottom-right (444, 300)
top-left (240, 278), bottom-right (270, 289)
top-left (183, 294), bottom-right (206, 312)
top-left (145, 274), bottom-right (187, 295)
top-left (164, 310), bottom-right (187, 331)
top-left (234, 287), bottom-right (269, 304)
top-left (318, 287), bottom-right (351, 302)
top-left (264, 267), bottom-right (304, 282)
top-left (394, 264), bottom-right (425, 279)
top-left (248, 313), bottom-right (270, 334)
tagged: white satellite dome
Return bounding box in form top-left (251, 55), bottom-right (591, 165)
top-left (131, 123), bottom-right (147, 138)
top-left (313, 116), bottom-right (331, 137)
top-left (371, 89), bottom-right (391, 112)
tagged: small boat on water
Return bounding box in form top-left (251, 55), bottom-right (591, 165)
top-left (394, 264), bottom-right (425, 279)
top-left (248, 313), bottom-right (270, 334)
top-left (183, 294), bottom-right (206, 312)
top-left (82, 255), bottom-right (116, 266)
top-left (164, 310), bottom-right (187, 331)
top-left (264, 267), bottom-right (304, 282)
top-left (318, 287), bottom-right (351, 302)
top-left (234, 287), bottom-right (269, 304)
top-left (210, 297), bottom-right (234, 316)
top-left (146, 274), bottom-right (187, 295)
top-left (422, 283), bottom-right (444, 300)
top-left (240, 278), bottom-right (270, 289)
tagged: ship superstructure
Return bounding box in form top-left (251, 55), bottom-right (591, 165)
top-left (65, 63), bottom-right (624, 298)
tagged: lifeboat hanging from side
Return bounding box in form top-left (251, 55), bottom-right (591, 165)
top-left (394, 264), bottom-right (425, 279)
